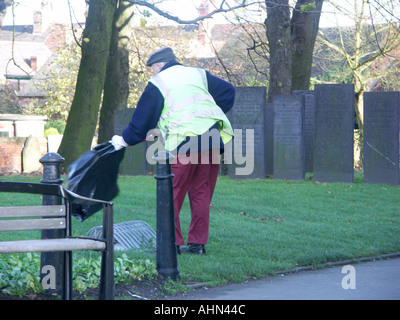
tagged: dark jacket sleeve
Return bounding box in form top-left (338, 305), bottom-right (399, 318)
top-left (206, 71), bottom-right (235, 114)
top-left (122, 82), bottom-right (163, 146)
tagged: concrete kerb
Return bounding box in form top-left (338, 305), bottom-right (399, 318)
top-left (273, 252), bottom-right (400, 275)
top-left (181, 252), bottom-right (400, 291)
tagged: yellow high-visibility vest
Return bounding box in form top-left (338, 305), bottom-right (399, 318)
top-left (149, 65), bottom-right (234, 152)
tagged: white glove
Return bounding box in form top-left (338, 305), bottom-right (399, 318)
top-left (111, 135), bottom-right (128, 151)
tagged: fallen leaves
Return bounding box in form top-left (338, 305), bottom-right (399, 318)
top-left (240, 211), bottom-right (285, 223)
top-left (258, 216), bottom-right (285, 222)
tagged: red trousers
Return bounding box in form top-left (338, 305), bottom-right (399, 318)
top-left (172, 152), bottom-right (220, 246)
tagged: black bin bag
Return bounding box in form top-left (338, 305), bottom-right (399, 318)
top-left (67, 141), bottom-right (125, 221)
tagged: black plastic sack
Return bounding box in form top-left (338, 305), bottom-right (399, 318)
top-left (67, 141), bottom-right (125, 221)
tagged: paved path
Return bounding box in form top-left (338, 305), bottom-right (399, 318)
top-left (169, 256), bottom-right (400, 300)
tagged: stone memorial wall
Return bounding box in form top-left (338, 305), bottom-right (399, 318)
top-left (313, 84), bottom-right (354, 183)
top-left (363, 92), bottom-right (400, 185)
top-left (273, 95), bottom-right (305, 180)
top-left (265, 103), bottom-right (274, 176)
top-left (227, 87), bottom-right (267, 179)
top-left (293, 90), bottom-right (315, 173)
top-left (113, 84), bottom-right (400, 187)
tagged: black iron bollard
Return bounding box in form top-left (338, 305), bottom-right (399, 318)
top-left (39, 152), bottom-right (65, 295)
top-left (153, 151), bottom-right (179, 281)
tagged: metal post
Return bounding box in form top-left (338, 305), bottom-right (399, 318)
top-left (99, 203), bottom-right (115, 300)
top-left (39, 152), bottom-right (65, 295)
top-left (153, 151), bottom-right (179, 281)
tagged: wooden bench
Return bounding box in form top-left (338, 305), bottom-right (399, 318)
top-left (0, 181), bottom-right (114, 300)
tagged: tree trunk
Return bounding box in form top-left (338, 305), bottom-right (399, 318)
top-left (265, 0), bottom-right (292, 102)
top-left (58, 0), bottom-right (117, 169)
top-left (354, 79), bottom-right (365, 168)
top-left (291, 0), bottom-right (323, 91)
top-left (98, 0), bottom-right (134, 144)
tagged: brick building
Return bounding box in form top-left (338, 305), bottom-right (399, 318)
top-left (0, 0), bottom-right (85, 174)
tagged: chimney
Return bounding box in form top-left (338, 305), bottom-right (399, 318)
top-left (198, 0), bottom-right (209, 16)
top-left (30, 56), bottom-right (38, 71)
top-left (197, 0), bottom-right (209, 45)
top-left (33, 10), bottom-right (42, 33)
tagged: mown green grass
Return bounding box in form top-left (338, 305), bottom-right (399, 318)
top-left (1, 174), bottom-right (399, 288)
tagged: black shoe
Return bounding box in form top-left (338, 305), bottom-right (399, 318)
top-left (188, 243), bottom-right (206, 255)
top-left (176, 245), bottom-right (181, 255)
top-left (179, 246), bottom-right (190, 253)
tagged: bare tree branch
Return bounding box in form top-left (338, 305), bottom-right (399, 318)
top-left (126, 0), bottom-right (262, 24)
top-left (68, 0), bottom-right (83, 48)
top-left (6, 0), bottom-right (30, 79)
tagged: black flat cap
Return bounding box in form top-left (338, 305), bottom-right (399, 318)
top-left (146, 47), bottom-right (176, 66)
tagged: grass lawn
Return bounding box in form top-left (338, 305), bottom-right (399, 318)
top-left (1, 173), bottom-right (399, 289)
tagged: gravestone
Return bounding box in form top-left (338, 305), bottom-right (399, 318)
top-left (265, 103), bottom-right (274, 176)
top-left (313, 84), bottom-right (354, 183)
top-left (227, 87), bottom-right (267, 178)
top-left (22, 135), bottom-right (43, 173)
top-left (363, 92), bottom-right (400, 186)
top-left (293, 90), bottom-right (315, 173)
top-left (273, 95), bottom-right (305, 180)
top-left (114, 109), bottom-right (155, 175)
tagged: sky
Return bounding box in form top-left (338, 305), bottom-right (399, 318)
top-left (2, 0), bottom-right (359, 29)
top-left (2, 0), bottom-right (87, 26)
